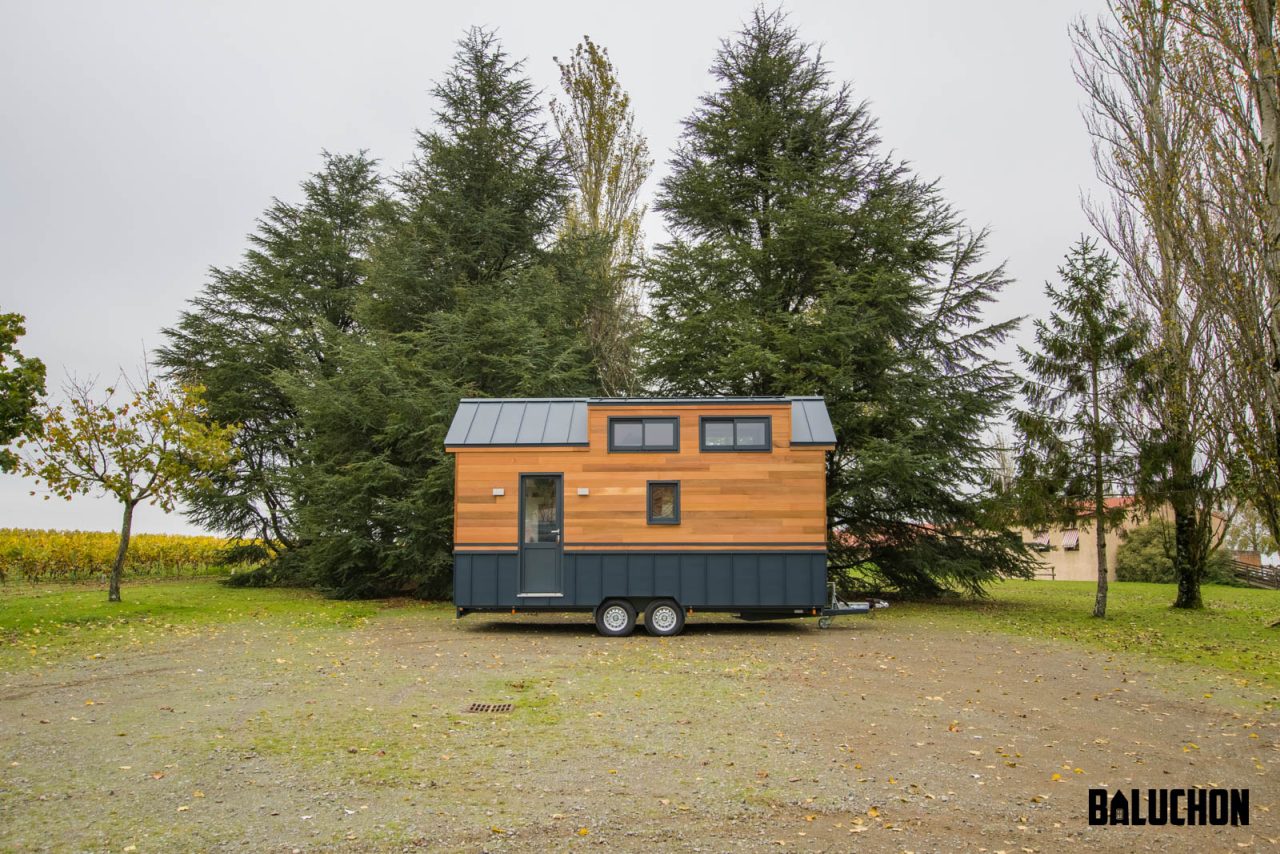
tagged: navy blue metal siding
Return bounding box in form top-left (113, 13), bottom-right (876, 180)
top-left (454, 551), bottom-right (826, 609)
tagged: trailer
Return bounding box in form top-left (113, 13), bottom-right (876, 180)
top-left (445, 396), bottom-right (884, 636)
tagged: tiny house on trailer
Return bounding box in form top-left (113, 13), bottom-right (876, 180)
top-left (445, 396), bottom-right (840, 636)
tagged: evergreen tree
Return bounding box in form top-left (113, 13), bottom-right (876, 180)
top-left (0, 312), bottom-right (46, 472)
top-left (157, 153), bottom-right (387, 550)
top-left (1015, 238), bottom-right (1142, 617)
top-left (643, 8), bottom-right (1031, 595)
top-left (290, 29), bottom-right (599, 597)
top-left (361, 28), bottom-right (568, 332)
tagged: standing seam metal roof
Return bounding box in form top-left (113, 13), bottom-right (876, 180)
top-left (444, 399), bottom-right (589, 446)
top-left (444, 396), bottom-right (836, 446)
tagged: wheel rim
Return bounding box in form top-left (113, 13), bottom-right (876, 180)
top-left (650, 605), bottom-right (678, 633)
top-left (602, 605), bottom-right (629, 632)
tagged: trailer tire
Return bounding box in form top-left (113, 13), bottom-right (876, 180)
top-left (595, 599), bottom-right (636, 637)
top-left (644, 599), bottom-right (685, 637)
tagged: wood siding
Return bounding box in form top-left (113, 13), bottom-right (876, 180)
top-left (450, 403), bottom-right (830, 550)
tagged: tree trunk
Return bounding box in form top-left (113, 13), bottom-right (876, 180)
top-left (1092, 366), bottom-right (1108, 619)
top-left (1093, 500), bottom-right (1109, 618)
top-left (109, 500), bottom-right (137, 603)
top-left (1171, 504), bottom-right (1202, 609)
top-left (1247, 0), bottom-right (1280, 540)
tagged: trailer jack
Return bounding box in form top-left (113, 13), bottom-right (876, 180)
top-left (818, 583), bottom-right (888, 629)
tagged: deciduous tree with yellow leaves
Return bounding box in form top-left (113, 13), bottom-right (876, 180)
top-left (19, 373), bottom-right (237, 602)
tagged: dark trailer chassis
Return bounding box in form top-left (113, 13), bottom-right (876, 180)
top-left (455, 575), bottom-right (888, 636)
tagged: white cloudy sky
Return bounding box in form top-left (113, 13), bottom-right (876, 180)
top-left (0, 0), bottom-right (1108, 534)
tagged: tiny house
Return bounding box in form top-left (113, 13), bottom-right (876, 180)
top-left (444, 396), bottom-right (837, 636)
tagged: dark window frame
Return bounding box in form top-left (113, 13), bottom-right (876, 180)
top-left (698, 416), bottom-right (772, 452)
top-left (607, 416), bottom-right (679, 452)
top-left (646, 480), bottom-right (681, 525)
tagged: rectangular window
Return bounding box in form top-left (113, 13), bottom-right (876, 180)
top-left (608, 417), bottom-right (679, 452)
top-left (1062, 529), bottom-right (1080, 551)
top-left (647, 481), bottom-right (680, 524)
top-left (699, 416), bottom-right (771, 451)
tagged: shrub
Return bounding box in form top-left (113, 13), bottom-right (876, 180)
top-left (1115, 520), bottom-right (1235, 584)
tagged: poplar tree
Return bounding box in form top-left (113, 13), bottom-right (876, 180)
top-left (1015, 238), bottom-right (1142, 618)
top-left (1074, 1), bottom-right (1232, 609)
top-left (551, 37), bottom-right (652, 395)
top-left (644, 8), bottom-right (1031, 595)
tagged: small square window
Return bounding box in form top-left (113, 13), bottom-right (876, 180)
top-left (702, 421), bottom-right (735, 447)
top-left (613, 421), bottom-right (643, 447)
top-left (644, 420), bottom-right (675, 448)
top-left (735, 420), bottom-right (768, 448)
top-left (647, 481), bottom-right (680, 524)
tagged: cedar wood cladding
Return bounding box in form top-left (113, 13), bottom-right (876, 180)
top-left (447, 398), bottom-right (834, 551)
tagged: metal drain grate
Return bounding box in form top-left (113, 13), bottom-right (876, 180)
top-left (465, 702), bottom-right (513, 713)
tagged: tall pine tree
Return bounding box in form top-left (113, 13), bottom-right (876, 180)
top-left (157, 152), bottom-right (388, 551)
top-left (1015, 238), bottom-right (1142, 617)
top-left (644, 8), bottom-right (1031, 595)
top-left (288, 29), bottom-right (600, 597)
top-left (361, 28), bottom-right (568, 332)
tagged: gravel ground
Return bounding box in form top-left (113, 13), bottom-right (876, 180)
top-left (0, 607), bottom-right (1276, 852)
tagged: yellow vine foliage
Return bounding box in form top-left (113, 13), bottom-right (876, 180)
top-left (0, 529), bottom-right (251, 583)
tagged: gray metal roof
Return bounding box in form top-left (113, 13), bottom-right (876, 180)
top-left (790, 397), bottom-right (837, 445)
top-left (444, 399), bottom-right (589, 446)
top-left (444, 396), bottom-right (836, 447)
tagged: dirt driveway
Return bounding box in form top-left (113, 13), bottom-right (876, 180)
top-left (1, 607), bottom-right (1276, 852)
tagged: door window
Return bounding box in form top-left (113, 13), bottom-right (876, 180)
top-left (522, 476), bottom-right (560, 543)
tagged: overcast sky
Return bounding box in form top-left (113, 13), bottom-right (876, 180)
top-left (1, 0), bottom-right (1109, 534)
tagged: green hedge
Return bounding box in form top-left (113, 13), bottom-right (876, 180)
top-left (1114, 520), bottom-right (1235, 584)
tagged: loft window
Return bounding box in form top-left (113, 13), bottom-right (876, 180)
top-left (647, 481), bottom-right (680, 524)
top-left (608, 417), bottom-right (679, 452)
top-left (699, 416), bottom-right (771, 451)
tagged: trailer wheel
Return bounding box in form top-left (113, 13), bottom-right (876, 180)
top-left (644, 600), bottom-right (685, 637)
top-left (595, 599), bottom-right (636, 637)
top-left (817, 616), bottom-right (833, 629)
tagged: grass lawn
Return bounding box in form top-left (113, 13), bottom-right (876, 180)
top-left (887, 580), bottom-right (1280, 692)
top-left (0, 578), bottom-right (425, 671)
top-left (3, 577), bottom-right (1277, 689)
